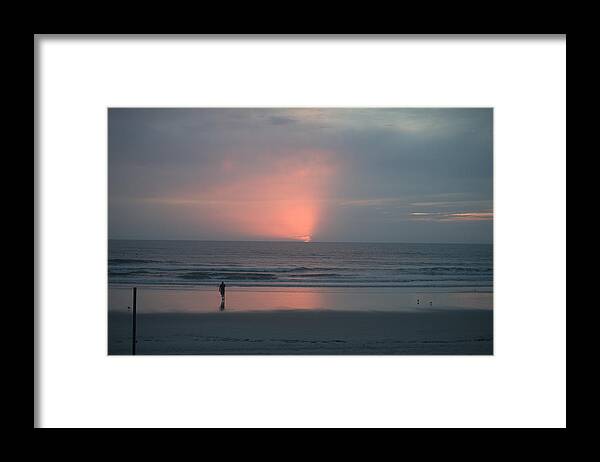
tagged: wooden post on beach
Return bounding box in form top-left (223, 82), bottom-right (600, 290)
top-left (132, 287), bottom-right (137, 355)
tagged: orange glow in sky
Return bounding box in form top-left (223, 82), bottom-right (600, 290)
top-left (167, 150), bottom-right (337, 241)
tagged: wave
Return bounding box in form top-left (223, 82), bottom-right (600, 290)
top-left (109, 258), bottom-right (162, 264)
top-left (108, 269), bottom-right (154, 276)
top-left (396, 267), bottom-right (492, 275)
top-left (178, 271), bottom-right (279, 281)
top-left (108, 280), bottom-right (493, 289)
top-left (109, 269), bottom-right (492, 285)
top-left (111, 274), bottom-right (491, 286)
top-left (287, 273), bottom-right (344, 278)
top-left (108, 262), bottom-right (345, 273)
top-left (108, 242), bottom-right (493, 289)
top-left (108, 265), bottom-right (491, 276)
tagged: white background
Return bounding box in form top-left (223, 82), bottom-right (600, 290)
top-left (36, 35), bottom-right (566, 428)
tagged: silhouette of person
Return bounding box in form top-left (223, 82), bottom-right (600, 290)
top-left (218, 281), bottom-right (226, 311)
top-left (219, 281), bottom-right (226, 300)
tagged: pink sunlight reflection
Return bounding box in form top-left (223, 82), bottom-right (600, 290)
top-left (194, 150), bottom-right (337, 241)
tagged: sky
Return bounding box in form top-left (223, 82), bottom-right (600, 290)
top-left (109, 108), bottom-right (493, 243)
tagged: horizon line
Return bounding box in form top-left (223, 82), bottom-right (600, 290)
top-left (108, 238), bottom-right (492, 245)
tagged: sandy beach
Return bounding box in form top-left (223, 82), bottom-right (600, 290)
top-left (108, 287), bottom-right (493, 355)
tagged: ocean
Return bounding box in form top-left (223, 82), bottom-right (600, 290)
top-left (108, 240), bottom-right (493, 290)
top-left (108, 240), bottom-right (494, 353)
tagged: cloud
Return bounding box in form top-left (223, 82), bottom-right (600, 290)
top-left (117, 149), bottom-right (338, 242)
top-left (410, 211), bottom-right (493, 222)
top-left (108, 108), bottom-right (493, 242)
top-left (268, 116), bottom-right (296, 125)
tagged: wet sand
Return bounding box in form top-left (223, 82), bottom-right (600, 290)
top-left (108, 286), bottom-right (492, 313)
top-left (108, 287), bottom-right (493, 355)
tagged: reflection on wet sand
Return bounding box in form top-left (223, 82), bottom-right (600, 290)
top-left (108, 286), bottom-right (492, 314)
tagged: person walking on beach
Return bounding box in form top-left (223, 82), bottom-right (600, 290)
top-left (219, 281), bottom-right (226, 301)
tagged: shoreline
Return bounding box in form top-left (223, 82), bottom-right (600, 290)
top-left (109, 286), bottom-right (493, 314)
top-left (108, 284), bottom-right (493, 293)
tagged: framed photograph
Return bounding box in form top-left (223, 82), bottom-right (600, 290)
top-left (108, 107), bottom-right (493, 356)
top-left (35, 35), bottom-right (566, 428)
